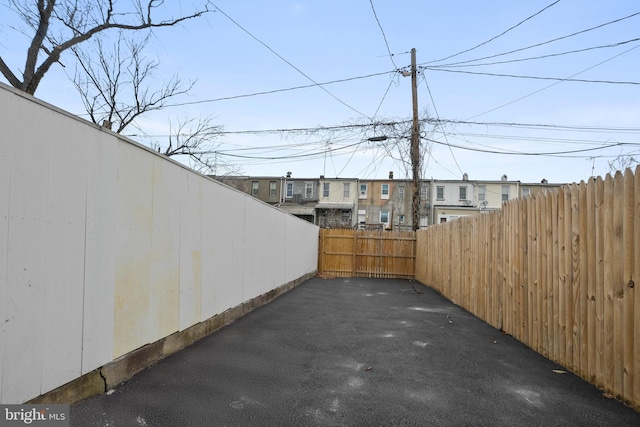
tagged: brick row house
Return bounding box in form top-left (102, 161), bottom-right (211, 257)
top-left (214, 173), bottom-right (562, 229)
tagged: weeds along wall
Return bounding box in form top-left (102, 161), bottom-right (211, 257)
top-left (0, 83), bottom-right (319, 404)
top-left (415, 168), bottom-right (640, 410)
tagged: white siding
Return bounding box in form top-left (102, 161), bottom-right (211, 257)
top-left (0, 83), bottom-right (318, 403)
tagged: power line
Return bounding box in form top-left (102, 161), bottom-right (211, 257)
top-left (425, 1), bottom-right (562, 64)
top-left (429, 37), bottom-right (640, 69)
top-left (420, 72), bottom-right (463, 176)
top-left (129, 116), bottom-right (640, 139)
top-left (209, 2), bottom-right (370, 118)
top-left (162, 70), bottom-right (396, 107)
top-left (215, 140), bottom-right (366, 160)
top-left (464, 43), bottom-right (640, 119)
top-left (428, 10), bottom-right (640, 67)
top-left (368, 0), bottom-right (399, 70)
top-left (422, 66), bottom-right (640, 86)
top-left (425, 137), bottom-right (622, 157)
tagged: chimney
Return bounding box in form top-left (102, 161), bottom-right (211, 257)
top-left (389, 171), bottom-right (394, 180)
top-left (286, 171), bottom-right (292, 178)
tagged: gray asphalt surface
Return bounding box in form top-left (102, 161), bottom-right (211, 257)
top-left (71, 277), bottom-right (640, 426)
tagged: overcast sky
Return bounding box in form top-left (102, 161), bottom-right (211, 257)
top-left (3, 0), bottom-right (639, 184)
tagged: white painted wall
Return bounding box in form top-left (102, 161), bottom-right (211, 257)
top-left (0, 83), bottom-right (319, 404)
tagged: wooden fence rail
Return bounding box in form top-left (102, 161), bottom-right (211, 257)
top-left (318, 229), bottom-right (416, 279)
top-left (415, 166), bottom-right (640, 410)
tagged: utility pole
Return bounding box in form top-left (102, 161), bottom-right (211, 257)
top-left (410, 48), bottom-right (421, 231)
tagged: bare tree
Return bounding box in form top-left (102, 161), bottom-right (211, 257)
top-left (0, 0), bottom-right (211, 95)
top-left (70, 31), bottom-right (193, 133)
top-left (149, 115), bottom-right (241, 176)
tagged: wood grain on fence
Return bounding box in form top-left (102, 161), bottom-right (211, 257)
top-left (318, 229), bottom-right (416, 279)
top-left (415, 166), bottom-right (639, 410)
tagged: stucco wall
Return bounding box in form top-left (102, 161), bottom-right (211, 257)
top-left (0, 83), bottom-right (318, 404)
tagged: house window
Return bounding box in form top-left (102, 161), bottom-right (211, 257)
top-left (359, 183), bottom-right (368, 199)
top-left (420, 184), bottom-right (427, 199)
top-left (251, 181), bottom-right (259, 196)
top-left (343, 183), bottom-right (350, 198)
top-left (323, 182), bottom-right (330, 198)
top-left (380, 210), bottom-right (389, 224)
top-left (398, 185), bottom-right (405, 199)
top-left (286, 182), bottom-right (293, 198)
top-left (502, 185), bottom-right (510, 202)
top-left (304, 182), bottom-right (313, 199)
top-left (522, 187), bottom-right (531, 197)
top-left (436, 186), bottom-right (444, 200)
top-left (399, 214), bottom-right (405, 223)
top-left (381, 183), bottom-right (389, 199)
top-left (478, 185), bottom-right (486, 201)
top-left (269, 181), bottom-right (277, 197)
top-left (459, 186), bottom-right (467, 201)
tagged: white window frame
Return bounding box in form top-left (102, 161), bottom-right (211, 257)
top-left (343, 183), bottom-right (350, 198)
top-left (502, 185), bottom-right (510, 202)
top-left (522, 187), bottom-right (531, 197)
top-left (304, 182), bottom-right (313, 199)
top-left (251, 181), bottom-right (259, 196)
top-left (420, 184), bottom-right (427, 199)
top-left (459, 186), bottom-right (467, 201)
top-left (398, 185), bottom-right (405, 199)
top-left (478, 185), bottom-right (486, 201)
top-left (269, 181), bottom-right (277, 197)
top-left (359, 183), bottom-right (368, 199)
top-left (436, 186), bottom-right (444, 200)
top-left (380, 210), bottom-right (389, 224)
top-left (381, 183), bottom-right (390, 199)
top-left (286, 182), bottom-right (293, 198)
top-left (323, 182), bottom-right (330, 198)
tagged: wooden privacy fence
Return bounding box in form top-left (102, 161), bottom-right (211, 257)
top-left (415, 167), bottom-right (640, 410)
top-left (318, 228), bottom-right (416, 279)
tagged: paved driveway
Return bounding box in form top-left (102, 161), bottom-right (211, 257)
top-left (71, 277), bottom-right (640, 426)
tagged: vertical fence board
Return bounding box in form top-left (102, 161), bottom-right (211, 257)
top-left (557, 187), bottom-right (568, 366)
top-left (586, 179), bottom-right (596, 383)
top-left (497, 209), bottom-right (504, 332)
top-left (544, 190), bottom-right (554, 361)
top-left (634, 165), bottom-right (640, 407)
top-left (528, 197), bottom-right (536, 351)
top-left (603, 174), bottom-right (615, 395)
top-left (565, 186), bottom-right (575, 370)
top-left (551, 189), bottom-right (560, 364)
top-left (573, 182), bottom-right (585, 378)
top-left (613, 172), bottom-right (625, 398)
top-left (595, 176), bottom-right (605, 387)
top-left (622, 169), bottom-right (635, 401)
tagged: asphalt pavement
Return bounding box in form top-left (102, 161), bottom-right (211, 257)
top-left (71, 277), bottom-right (640, 426)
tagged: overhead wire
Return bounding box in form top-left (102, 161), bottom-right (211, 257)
top-left (425, 0), bottom-right (562, 64)
top-left (429, 37), bottom-right (640, 69)
top-left (465, 43), bottom-right (640, 119)
top-left (209, 2), bottom-right (370, 118)
top-left (423, 66), bottom-right (640, 86)
top-left (425, 137), bottom-right (623, 157)
top-left (427, 10), bottom-right (640, 68)
top-left (130, 117), bottom-right (640, 140)
top-left (162, 70), bottom-right (396, 108)
top-left (420, 71), bottom-right (464, 176)
top-left (368, 0), bottom-right (399, 70)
